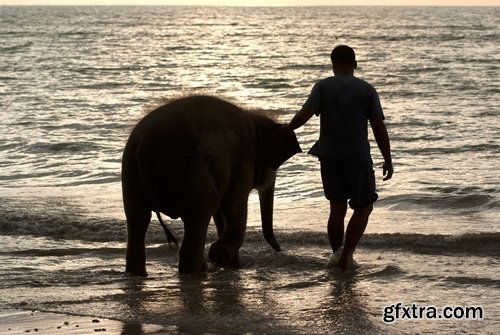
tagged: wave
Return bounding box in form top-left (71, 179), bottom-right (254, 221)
top-left (379, 191), bottom-right (498, 212)
top-left (257, 231), bottom-right (499, 257)
top-left (244, 78), bottom-right (293, 90)
top-left (2, 230), bottom-right (498, 264)
top-left (0, 246), bottom-right (123, 257)
top-left (439, 275), bottom-right (500, 289)
top-left (358, 232), bottom-right (500, 257)
top-left (56, 31), bottom-right (93, 39)
top-left (0, 41), bottom-right (33, 53)
top-left (27, 141), bottom-right (102, 154)
top-left (276, 64), bottom-right (328, 71)
top-left (0, 202), bottom-right (497, 257)
top-left (396, 143), bottom-right (500, 155)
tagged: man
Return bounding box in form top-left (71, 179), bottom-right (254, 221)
top-left (281, 45), bottom-right (393, 270)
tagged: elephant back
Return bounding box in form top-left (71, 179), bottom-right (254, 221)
top-left (125, 95), bottom-right (262, 220)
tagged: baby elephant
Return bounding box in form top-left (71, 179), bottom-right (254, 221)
top-left (122, 95), bottom-right (301, 275)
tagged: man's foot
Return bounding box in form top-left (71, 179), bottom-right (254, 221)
top-left (326, 248), bottom-right (357, 271)
top-left (326, 248), bottom-right (343, 269)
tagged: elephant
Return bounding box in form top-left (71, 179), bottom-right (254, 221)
top-left (122, 95), bottom-right (301, 275)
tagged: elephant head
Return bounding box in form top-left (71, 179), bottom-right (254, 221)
top-left (254, 115), bottom-right (301, 252)
top-left (122, 95), bottom-right (301, 275)
top-left (208, 114), bottom-right (301, 267)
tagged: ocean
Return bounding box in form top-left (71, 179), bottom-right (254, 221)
top-left (0, 5), bottom-right (498, 334)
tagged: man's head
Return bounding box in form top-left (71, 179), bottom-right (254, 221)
top-left (330, 45), bottom-right (357, 74)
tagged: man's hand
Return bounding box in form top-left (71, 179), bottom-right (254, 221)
top-left (271, 124), bottom-right (293, 142)
top-left (383, 161), bottom-right (393, 181)
top-left (370, 116), bottom-right (393, 181)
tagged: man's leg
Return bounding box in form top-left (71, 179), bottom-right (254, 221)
top-left (328, 200), bottom-right (348, 254)
top-left (336, 203), bottom-right (373, 270)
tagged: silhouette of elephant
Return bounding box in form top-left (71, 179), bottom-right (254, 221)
top-left (122, 95), bottom-right (301, 275)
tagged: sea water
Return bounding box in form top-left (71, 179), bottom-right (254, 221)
top-left (0, 6), bottom-right (498, 334)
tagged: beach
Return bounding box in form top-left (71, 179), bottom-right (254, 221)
top-left (0, 310), bottom-right (172, 335)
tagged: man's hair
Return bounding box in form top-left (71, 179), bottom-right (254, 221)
top-left (330, 45), bottom-right (356, 66)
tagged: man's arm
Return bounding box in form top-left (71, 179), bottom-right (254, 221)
top-left (286, 105), bottom-right (316, 131)
top-left (369, 116), bottom-right (393, 181)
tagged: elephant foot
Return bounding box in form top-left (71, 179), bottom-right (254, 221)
top-left (126, 250), bottom-right (148, 277)
top-left (208, 241), bottom-right (240, 268)
top-left (125, 263), bottom-right (148, 277)
top-left (178, 258), bottom-right (208, 274)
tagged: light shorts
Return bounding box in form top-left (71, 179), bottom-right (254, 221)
top-left (320, 159), bottom-right (378, 209)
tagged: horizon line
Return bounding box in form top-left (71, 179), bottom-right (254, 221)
top-left (1, 4), bottom-right (498, 6)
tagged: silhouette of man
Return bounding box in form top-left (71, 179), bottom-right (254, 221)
top-left (281, 45), bottom-right (393, 270)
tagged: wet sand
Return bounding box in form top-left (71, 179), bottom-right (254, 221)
top-left (0, 310), bottom-right (170, 335)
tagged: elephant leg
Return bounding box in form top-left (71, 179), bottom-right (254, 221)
top-left (125, 206), bottom-right (151, 277)
top-left (209, 194), bottom-right (248, 268)
top-left (213, 210), bottom-right (226, 239)
top-left (178, 214), bottom-right (211, 274)
top-left (122, 146), bottom-right (152, 276)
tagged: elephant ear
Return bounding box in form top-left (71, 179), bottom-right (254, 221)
top-left (269, 128), bottom-right (302, 170)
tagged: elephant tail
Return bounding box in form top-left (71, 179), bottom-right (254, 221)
top-left (156, 211), bottom-right (179, 249)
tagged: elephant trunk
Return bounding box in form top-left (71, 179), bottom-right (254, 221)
top-left (258, 175), bottom-right (281, 252)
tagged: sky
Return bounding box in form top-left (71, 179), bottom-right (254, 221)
top-left (0, 0), bottom-right (498, 6)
